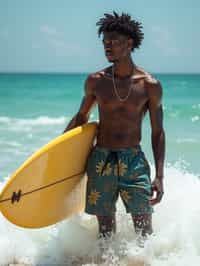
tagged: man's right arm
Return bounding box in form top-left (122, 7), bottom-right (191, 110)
top-left (63, 74), bottom-right (97, 133)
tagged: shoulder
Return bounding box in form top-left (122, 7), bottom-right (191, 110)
top-left (139, 69), bottom-right (162, 97)
top-left (135, 66), bottom-right (159, 85)
top-left (84, 70), bottom-right (103, 95)
top-left (135, 66), bottom-right (162, 101)
top-left (84, 67), bottom-right (111, 94)
top-left (85, 67), bottom-right (109, 85)
top-left (145, 75), bottom-right (162, 96)
top-left (86, 66), bottom-right (110, 82)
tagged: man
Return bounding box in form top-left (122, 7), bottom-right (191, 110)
top-left (64, 12), bottom-right (165, 238)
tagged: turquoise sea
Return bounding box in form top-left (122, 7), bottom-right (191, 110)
top-left (0, 73), bottom-right (199, 177)
top-left (0, 73), bottom-right (200, 265)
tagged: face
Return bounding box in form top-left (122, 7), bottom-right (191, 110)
top-left (102, 31), bottom-right (133, 63)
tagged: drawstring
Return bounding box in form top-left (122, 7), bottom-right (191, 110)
top-left (101, 151), bottom-right (119, 176)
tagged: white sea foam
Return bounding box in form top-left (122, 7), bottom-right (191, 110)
top-left (191, 116), bottom-right (200, 122)
top-left (176, 138), bottom-right (199, 144)
top-left (0, 116), bottom-right (67, 127)
top-left (0, 164), bottom-right (200, 265)
top-left (192, 104), bottom-right (200, 109)
top-left (0, 140), bottom-right (22, 147)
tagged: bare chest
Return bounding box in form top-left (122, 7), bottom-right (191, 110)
top-left (94, 78), bottom-right (148, 113)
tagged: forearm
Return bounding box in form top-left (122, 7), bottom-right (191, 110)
top-left (151, 129), bottom-right (165, 179)
top-left (63, 112), bottom-right (88, 133)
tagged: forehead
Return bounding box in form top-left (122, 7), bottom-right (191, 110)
top-left (103, 31), bottom-right (128, 40)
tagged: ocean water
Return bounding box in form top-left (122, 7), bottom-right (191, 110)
top-left (0, 73), bottom-right (200, 265)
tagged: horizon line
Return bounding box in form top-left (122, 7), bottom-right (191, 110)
top-left (0, 71), bottom-right (200, 75)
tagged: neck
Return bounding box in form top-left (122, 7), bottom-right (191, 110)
top-left (113, 57), bottom-right (134, 78)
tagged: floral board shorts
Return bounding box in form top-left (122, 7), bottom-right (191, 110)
top-left (85, 145), bottom-right (153, 216)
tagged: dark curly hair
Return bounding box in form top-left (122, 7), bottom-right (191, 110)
top-left (96, 11), bottom-right (144, 51)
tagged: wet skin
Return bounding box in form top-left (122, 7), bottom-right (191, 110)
top-left (64, 31), bottom-right (165, 237)
top-left (94, 66), bottom-right (149, 149)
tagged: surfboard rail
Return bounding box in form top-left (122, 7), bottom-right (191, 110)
top-left (0, 122), bottom-right (98, 228)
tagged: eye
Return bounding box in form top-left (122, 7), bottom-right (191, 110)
top-left (111, 39), bottom-right (120, 45)
top-left (102, 39), bottom-right (121, 46)
top-left (102, 39), bottom-right (110, 45)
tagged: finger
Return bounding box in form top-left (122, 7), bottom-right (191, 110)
top-left (150, 191), bottom-right (164, 205)
top-left (150, 184), bottom-right (157, 196)
top-left (151, 183), bottom-right (156, 189)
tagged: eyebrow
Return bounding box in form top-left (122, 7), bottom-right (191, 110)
top-left (102, 37), bottom-right (120, 41)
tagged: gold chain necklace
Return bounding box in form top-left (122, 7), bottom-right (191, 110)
top-left (112, 65), bottom-right (134, 102)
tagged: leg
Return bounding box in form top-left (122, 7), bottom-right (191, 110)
top-left (132, 213), bottom-right (153, 237)
top-left (96, 214), bottom-right (116, 238)
top-left (85, 147), bottom-right (118, 239)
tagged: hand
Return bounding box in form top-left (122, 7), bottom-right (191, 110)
top-left (150, 177), bottom-right (164, 206)
top-left (63, 128), bottom-right (67, 134)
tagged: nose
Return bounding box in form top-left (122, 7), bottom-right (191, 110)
top-left (103, 40), bottom-right (112, 49)
top-left (104, 43), bottom-right (112, 53)
top-left (104, 44), bottom-right (112, 53)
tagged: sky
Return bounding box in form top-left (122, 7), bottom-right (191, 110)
top-left (0, 0), bottom-right (200, 73)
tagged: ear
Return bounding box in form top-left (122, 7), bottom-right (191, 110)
top-left (128, 38), bottom-right (134, 51)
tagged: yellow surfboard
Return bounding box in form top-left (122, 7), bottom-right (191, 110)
top-left (0, 122), bottom-right (98, 229)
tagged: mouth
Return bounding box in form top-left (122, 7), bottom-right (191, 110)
top-left (105, 51), bottom-right (113, 58)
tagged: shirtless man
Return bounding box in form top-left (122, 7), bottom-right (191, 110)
top-left (63, 12), bottom-right (165, 238)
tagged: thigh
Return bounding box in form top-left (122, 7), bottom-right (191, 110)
top-left (119, 149), bottom-right (153, 215)
top-left (85, 147), bottom-right (118, 216)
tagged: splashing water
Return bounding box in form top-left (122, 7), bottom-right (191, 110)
top-left (0, 163), bottom-right (200, 266)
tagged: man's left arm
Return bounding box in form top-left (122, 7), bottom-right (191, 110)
top-left (146, 78), bottom-right (166, 205)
